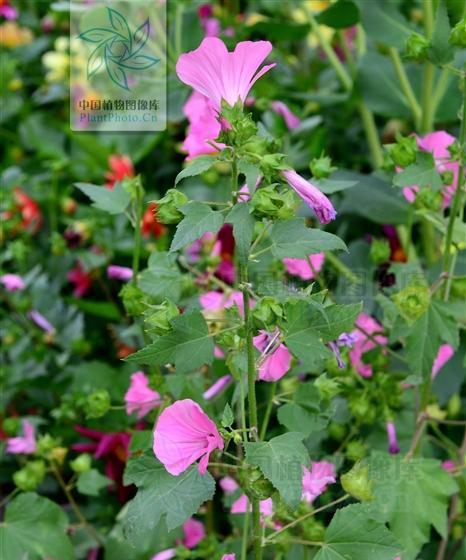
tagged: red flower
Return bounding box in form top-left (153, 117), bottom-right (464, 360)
top-left (104, 155), bottom-right (134, 189)
top-left (67, 262), bottom-right (92, 297)
top-left (141, 203), bottom-right (166, 238)
top-left (7, 187), bottom-right (43, 234)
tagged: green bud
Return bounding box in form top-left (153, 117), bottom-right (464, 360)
top-left (13, 460), bottom-right (46, 492)
top-left (441, 170), bottom-right (454, 186)
top-left (70, 453), bottom-right (92, 474)
top-left (315, 374), bottom-right (340, 401)
top-left (447, 394), bottom-right (461, 418)
top-left (349, 396), bottom-right (374, 423)
top-left (309, 155), bottom-right (336, 179)
top-left (85, 389), bottom-right (111, 419)
top-left (246, 467), bottom-right (275, 500)
top-left (2, 417), bottom-right (20, 436)
top-left (346, 440), bottom-right (368, 462)
top-left (302, 518), bottom-right (325, 542)
top-left (370, 238), bottom-right (391, 265)
top-left (392, 283), bottom-right (430, 325)
top-left (144, 300), bottom-right (179, 335)
top-left (450, 18), bottom-right (466, 48)
top-left (451, 277), bottom-right (466, 299)
top-left (220, 100), bottom-right (258, 145)
top-left (260, 153), bottom-right (287, 175)
top-left (50, 231), bottom-right (66, 256)
top-left (252, 297), bottom-right (283, 329)
top-left (36, 434), bottom-right (61, 457)
top-left (119, 283), bottom-right (145, 317)
top-left (404, 32), bottom-right (429, 61)
top-left (390, 134), bottom-right (417, 167)
top-left (341, 462), bottom-right (373, 501)
top-left (328, 422), bottom-right (347, 441)
top-left (414, 187), bottom-right (443, 211)
top-left (156, 189), bottom-right (189, 225)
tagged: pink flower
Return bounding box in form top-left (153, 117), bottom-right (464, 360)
top-left (200, 290), bottom-right (251, 317)
top-left (203, 374), bottom-right (232, 400)
top-left (270, 101), bottom-right (301, 130)
top-left (107, 265), bottom-right (133, 281)
top-left (222, 555), bottom-right (236, 560)
top-left (349, 313), bottom-right (387, 378)
top-left (152, 551), bottom-right (176, 560)
top-left (283, 252), bottom-right (325, 280)
top-left (182, 517), bottom-right (205, 548)
top-left (231, 494), bottom-right (273, 519)
top-left (0, 273), bottom-right (25, 291)
top-left (6, 420), bottom-right (36, 454)
top-left (124, 372), bottom-right (161, 419)
top-left (182, 92), bottom-right (224, 159)
top-left (253, 330), bottom-right (292, 382)
top-left (282, 170), bottom-right (336, 224)
top-left (176, 37), bottom-right (275, 110)
top-left (386, 421), bottom-right (400, 454)
top-left (219, 476), bottom-right (239, 494)
top-left (442, 460), bottom-right (456, 472)
top-left (186, 231), bottom-right (221, 263)
top-left (302, 461), bottom-right (336, 503)
top-left (0, 1), bottom-right (17, 20)
top-left (28, 310), bottom-right (54, 334)
top-left (153, 399), bottom-right (224, 476)
top-left (67, 262), bottom-right (92, 297)
top-left (431, 344), bottom-right (454, 378)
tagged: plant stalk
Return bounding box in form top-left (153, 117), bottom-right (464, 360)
top-left (131, 183), bottom-right (143, 283)
top-left (388, 47), bottom-right (422, 128)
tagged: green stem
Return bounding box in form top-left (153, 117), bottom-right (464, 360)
top-left (357, 101), bottom-right (384, 168)
top-left (241, 510), bottom-right (250, 560)
top-left (260, 381), bottom-right (277, 440)
top-left (0, 487), bottom-right (19, 509)
top-left (431, 67), bottom-right (451, 118)
top-left (388, 47), bottom-right (422, 127)
top-left (420, 0), bottom-right (435, 133)
top-left (252, 498), bottom-right (262, 560)
top-left (325, 252), bottom-right (361, 284)
top-left (131, 185), bottom-right (143, 283)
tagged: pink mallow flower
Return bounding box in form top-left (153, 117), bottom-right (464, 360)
top-left (222, 555), bottom-right (236, 560)
top-left (176, 37), bottom-right (275, 110)
top-left (7, 419), bottom-right (37, 454)
top-left (107, 265), bottom-right (133, 281)
top-left (203, 374), bottom-right (232, 400)
top-left (200, 290), bottom-right (251, 317)
top-left (386, 421), bottom-right (400, 454)
top-left (152, 517), bottom-right (205, 560)
top-left (282, 170), bottom-right (336, 224)
top-left (153, 399), bottom-right (224, 476)
top-left (219, 476), bottom-right (239, 494)
top-left (442, 460), bottom-right (456, 472)
top-left (253, 330), bottom-right (292, 382)
top-left (231, 493), bottom-right (273, 521)
top-left (302, 461), bottom-right (336, 503)
top-left (431, 344), bottom-right (454, 378)
top-left (270, 101), bottom-right (301, 130)
top-left (124, 372), bottom-right (161, 419)
top-left (349, 313), bottom-right (387, 378)
top-left (0, 273), bottom-right (25, 291)
top-left (283, 252), bottom-right (325, 280)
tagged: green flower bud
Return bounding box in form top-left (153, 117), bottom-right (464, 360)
top-left (260, 153), bottom-right (287, 175)
top-left (156, 189), bottom-right (189, 225)
top-left (441, 170), bottom-right (454, 186)
top-left (302, 518), bottom-right (325, 542)
top-left (85, 389), bottom-right (111, 419)
top-left (252, 296), bottom-right (283, 329)
top-left (390, 133), bottom-right (417, 167)
top-left (328, 422), bottom-right (347, 441)
top-left (370, 238), bottom-right (391, 265)
top-left (414, 187), bottom-right (443, 211)
top-left (70, 453), bottom-right (92, 473)
top-left (349, 396), bottom-right (375, 423)
top-left (51, 231), bottom-right (66, 256)
top-left (451, 277), bottom-right (466, 299)
top-left (447, 394), bottom-right (461, 418)
top-left (144, 300), bottom-right (179, 335)
top-left (2, 417), bottom-right (20, 436)
top-left (346, 440), bottom-right (368, 462)
top-left (13, 460), bottom-right (46, 491)
top-left (341, 462), bottom-right (373, 501)
top-left (450, 18), bottom-right (466, 48)
top-left (392, 283), bottom-right (430, 325)
top-left (251, 185), bottom-right (296, 219)
top-left (315, 374), bottom-right (340, 401)
top-left (404, 32), bottom-right (429, 61)
top-left (309, 155), bottom-right (336, 179)
top-left (36, 434), bottom-right (61, 457)
top-left (119, 283), bottom-right (145, 317)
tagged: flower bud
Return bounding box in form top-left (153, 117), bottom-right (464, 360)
top-left (451, 277), bottom-right (466, 299)
top-left (341, 462), bottom-right (373, 501)
top-left (14, 460), bottom-right (46, 491)
top-left (252, 297), bottom-right (282, 329)
top-left (450, 18), bottom-right (466, 48)
top-left (370, 238), bottom-right (391, 265)
top-left (447, 394), bottom-right (461, 418)
top-left (302, 519), bottom-right (325, 542)
top-left (260, 153), bottom-right (287, 175)
top-left (70, 453), bottom-right (92, 473)
top-left (404, 32), bottom-right (429, 61)
top-left (349, 396), bottom-right (374, 423)
top-left (85, 389), bottom-right (111, 419)
top-left (36, 434), bottom-right (61, 457)
top-left (251, 185), bottom-right (296, 219)
top-left (414, 187), bottom-right (443, 211)
top-left (156, 189), bottom-right (189, 225)
top-left (441, 170), bottom-right (454, 186)
top-left (144, 300), bottom-right (179, 335)
top-left (392, 283), bottom-right (430, 325)
top-left (346, 440), bottom-right (367, 462)
top-left (390, 134), bottom-right (417, 167)
top-left (119, 283), bottom-right (145, 317)
top-left (315, 374), bottom-right (340, 401)
top-left (328, 422), bottom-right (347, 441)
top-left (309, 155), bottom-right (336, 179)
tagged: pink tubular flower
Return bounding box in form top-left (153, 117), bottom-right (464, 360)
top-left (349, 313), bottom-right (387, 378)
top-left (124, 372), bottom-right (161, 419)
top-left (282, 169), bottom-right (336, 224)
top-left (431, 344), bottom-right (454, 378)
top-left (253, 330), bottom-right (292, 382)
top-left (302, 461), bottom-right (336, 503)
top-left (203, 374), bottom-right (232, 400)
top-left (231, 494), bottom-right (273, 520)
top-left (107, 265), bottom-right (133, 281)
top-left (270, 101), bottom-right (301, 130)
top-left (105, 154), bottom-right (134, 189)
top-left (283, 252), bottom-right (325, 280)
top-left (28, 310), bottom-right (54, 334)
top-left (7, 420), bottom-right (37, 454)
top-left (386, 421), bottom-right (400, 454)
top-left (0, 273), bottom-right (25, 291)
top-left (182, 92), bottom-right (224, 159)
top-left (153, 399), bottom-right (224, 476)
top-left (176, 37), bottom-right (275, 110)
top-left (219, 476), bottom-right (239, 494)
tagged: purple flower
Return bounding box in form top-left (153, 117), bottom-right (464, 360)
top-left (270, 101), bottom-right (301, 130)
top-left (107, 265), bottom-right (133, 281)
top-left (0, 273), bottom-right (25, 292)
top-left (203, 374), bottom-right (232, 400)
top-left (28, 310), bottom-right (55, 334)
top-left (386, 421), bottom-right (400, 454)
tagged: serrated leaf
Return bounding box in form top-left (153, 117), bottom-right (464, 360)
top-left (277, 403), bottom-right (328, 434)
top-left (244, 432), bottom-right (308, 508)
top-left (270, 219), bottom-right (347, 259)
top-left (139, 252), bottom-right (184, 303)
top-left (429, 0), bottom-right (454, 65)
top-left (77, 469), bottom-right (112, 496)
top-left (125, 310), bottom-right (214, 374)
top-left (123, 452), bottom-right (215, 540)
top-left (226, 203), bottom-right (255, 264)
top-left (394, 152), bottom-right (442, 190)
top-left (74, 181), bottom-right (131, 214)
top-left (238, 161), bottom-right (260, 191)
top-left (221, 403), bottom-right (234, 428)
top-left (314, 503), bottom-right (402, 560)
top-left (170, 202), bottom-right (224, 252)
top-left (0, 493), bottom-right (74, 560)
top-left (174, 156), bottom-right (218, 186)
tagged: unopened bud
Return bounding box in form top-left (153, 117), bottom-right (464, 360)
top-left (70, 453), bottom-right (92, 473)
top-left (341, 462), bottom-right (373, 501)
top-left (85, 389), bottom-right (110, 419)
top-left (156, 189), bottom-right (189, 224)
top-left (404, 32), bottom-right (429, 61)
top-left (450, 18), bottom-right (466, 48)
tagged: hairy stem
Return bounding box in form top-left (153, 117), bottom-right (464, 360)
top-left (388, 47), bottom-right (421, 128)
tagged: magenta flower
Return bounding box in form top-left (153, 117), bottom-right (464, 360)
top-left (222, 555), bottom-right (236, 560)
top-left (153, 399), bottom-right (224, 476)
top-left (282, 170), bottom-right (336, 224)
top-left (200, 290), bottom-right (251, 317)
top-left (6, 419), bottom-right (36, 454)
top-left (124, 372), bottom-right (161, 419)
top-left (0, 1), bottom-right (17, 20)
top-left (107, 265), bottom-right (133, 281)
top-left (176, 37), bottom-right (275, 110)
top-left (231, 493), bottom-right (273, 519)
top-left (67, 261), bottom-right (92, 297)
top-left (301, 461), bottom-right (336, 503)
top-left (182, 92), bottom-right (224, 159)
top-left (270, 101), bottom-right (301, 130)
top-left (253, 330), bottom-right (292, 382)
top-left (349, 313), bottom-right (387, 378)
top-left (203, 374), bottom-right (232, 400)
top-left (386, 421), bottom-right (400, 454)
top-left (219, 476), bottom-right (239, 494)
top-left (151, 518), bottom-right (205, 560)
top-left (28, 310), bottom-right (55, 334)
top-left (283, 252), bottom-right (325, 280)
top-left (442, 460), bottom-right (456, 472)
top-left (0, 273), bottom-right (25, 292)
top-left (431, 344), bottom-right (454, 378)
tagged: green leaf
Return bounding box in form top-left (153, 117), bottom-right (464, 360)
top-left (170, 202), bottom-right (224, 252)
top-left (270, 219), bottom-right (347, 259)
top-left (393, 152), bottom-right (442, 190)
top-left (311, 303), bottom-right (362, 342)
top-left (355, 0), bottom-right (413, 49)
top-left (139, 252), bottom-right (184, 303)
top-left (77, 469), bottom-right (112, 496)
top-left (66, 297), bottom-right (121, 321)
top-left (226, 203), bottom-right (255, 264)
top-left (238, 161), bottom-right (260, 191)
top-left (244, 432), bottom-right (308, 508)
top-left (314, 504), bottom-right (402, 560)
top-left (221, 403), bottom-right (234, 428)
top-left (123, 452), bottom-right (215, 540)
top-left (0, 492), bottom-right (74, 560)
top-left (277, 403), bottom-right (328, 435)
top-left (125, 310), bottom-right (214, 374)
top-left (74, 181), bottom-right (131, 214)
top-left (316, 0), bottom-right (360, 29)
top-left (366, 453), bottom-right (457, 560)
top-left (429, 0), bottom-right (454, 65)
top-left (314, 178), bottom-right (357, 194)
top-left (174, 156), bottom-right (218, 186)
